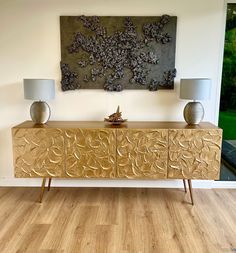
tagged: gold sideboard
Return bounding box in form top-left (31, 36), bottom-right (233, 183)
top-left (12, 121), bottom-right (222, 180)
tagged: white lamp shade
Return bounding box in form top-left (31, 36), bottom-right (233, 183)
top-left (24, 79), bottom-right (55, 101)
top-left (180, 78), bottom-right (211, 100)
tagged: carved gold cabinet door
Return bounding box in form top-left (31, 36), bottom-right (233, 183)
top-left (117, 129), bottom-right (168, 179)
top-left (168, 129), bottom-right (222, 179)
top-left (12, 128), bottom-right (65, 178)
top-left (65, 129), bottom-right (116, 178)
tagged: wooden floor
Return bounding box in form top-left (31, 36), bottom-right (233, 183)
top-left (0, 187), bottom-right (235, 253)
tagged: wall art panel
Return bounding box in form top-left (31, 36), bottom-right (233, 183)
top-left (60, 15), bottom-right (177, 91)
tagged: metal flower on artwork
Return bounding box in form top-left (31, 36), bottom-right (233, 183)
top-left (60, 15), bottom-right (177, 91)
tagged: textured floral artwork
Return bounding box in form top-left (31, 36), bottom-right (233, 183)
top-left (60, 15), bottom-right (177, 91)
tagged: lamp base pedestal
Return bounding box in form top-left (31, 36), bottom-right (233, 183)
top-left (30, 101), bottom-right (51, 124)
top-left (183, 101), bottom-right (204, 125)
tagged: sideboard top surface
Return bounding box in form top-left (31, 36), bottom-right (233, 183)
top-left (12, 121), bottom-right (220, 130)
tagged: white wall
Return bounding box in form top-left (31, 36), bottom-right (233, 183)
top-left (0, 0), bottom-right (227, 187)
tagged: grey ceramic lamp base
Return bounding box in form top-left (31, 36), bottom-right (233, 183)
top-left (183, 101), bottom-right (204, 125)
top-left (30, 101), bottom-right (51, 124)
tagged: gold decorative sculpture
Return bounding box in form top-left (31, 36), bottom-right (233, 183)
top-left (104, 106), bottom-right (127, 125)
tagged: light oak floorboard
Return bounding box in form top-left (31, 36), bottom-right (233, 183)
top-left (0, 187), bottom-right (235, 253)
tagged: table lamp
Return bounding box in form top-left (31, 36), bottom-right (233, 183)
top-left (24, 79), bottom-right (55, 124)
top-left (180, 78), bottom-right (211, 125)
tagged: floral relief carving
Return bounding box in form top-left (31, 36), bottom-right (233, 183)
top-left (13, 128), bottom-right (65, 177)
top-left (65, 129), bottom-right (116, 178)
top-left (12, 126), bottom-right (222, 180)
top-left (60, 15), bottom-right (177, 91)
top-left (117, 129), bottom-right (168, 178)
top-left (168, 129), bottom-right (222, 179)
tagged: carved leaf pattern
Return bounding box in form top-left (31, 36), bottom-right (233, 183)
top-left (168, 129), bottom-right (222, 179)
top-left (13, 128), bottom-right (64, 177)
top-left (65, 129), bottom-right (116, 178)
top-left (117, 129), bottom-right (168, 178)
top-left (12, 126), bottom-right (222, 180)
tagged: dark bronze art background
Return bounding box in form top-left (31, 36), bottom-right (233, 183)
top-left (60, 15), bottom-right (177, 91)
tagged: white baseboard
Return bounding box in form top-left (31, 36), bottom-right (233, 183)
top-left (0, 178), bottom-right (236, 188)
top-left (212, 181), bottom-right (236, 188)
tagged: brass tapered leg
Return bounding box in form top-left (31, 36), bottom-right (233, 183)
top-left (183, 179), bottom-right (187, 193)
top-left (188, 179), bottom-right (194, 205)
top-left (39, 178), bottom-right (46, 203)
top-left (48, 178), bottom-right (52, 191)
